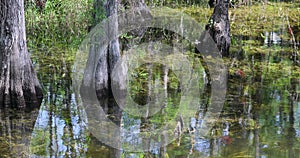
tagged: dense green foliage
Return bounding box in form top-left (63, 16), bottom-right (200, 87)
top-left (25, 0), bottom-right (95, 49)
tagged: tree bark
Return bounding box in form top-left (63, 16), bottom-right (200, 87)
top-left (81, 0), bottom-right (121, 103)
top-left (209, 0), bottom-right (218, 8)
top-left (93, 0), bottom-right (120, 98)
top-left (0, 0), bottom-right (43, 108)
top-left (87, 0), bottom-right (150, 97)
top-left (206, 0), bottom-right (231, 57)
top-left (81, 0), bottom-right (151, 102)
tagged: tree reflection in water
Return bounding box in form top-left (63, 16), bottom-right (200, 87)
top-left (4, 12), bottom-right (299, 157)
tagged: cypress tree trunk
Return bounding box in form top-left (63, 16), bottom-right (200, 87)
top-left (82, 0), bottom-right (151, 100)
top-left (206, 0), bottom-right (231, 57)
top-left (209, 0), bottom-right (218, 8)
top-left (0, 0), bottom-right (43, 108)
top-left (94, 0), bottom-right (120, 98)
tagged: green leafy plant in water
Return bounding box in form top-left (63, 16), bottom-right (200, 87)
top-left (25, 0), bottom-right (97, 50)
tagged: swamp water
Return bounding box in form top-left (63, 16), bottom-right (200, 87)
top-left (0, 3), bottom-right (299, 158)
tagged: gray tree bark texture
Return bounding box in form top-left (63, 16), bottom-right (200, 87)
top-left (81, 0), bottom-right (120, 100)
top-left (206, 0), bottom-right (231, 57)
top-left (94, 0), bottom-right (120, 98)
top-left (0, 0), bottom-right (43, 108)
top-left (87, 0), bottom-right (150, 98)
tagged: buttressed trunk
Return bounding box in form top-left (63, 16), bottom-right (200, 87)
top-left (0, 0), bottom-right (43, 108)
top-left (82, 0), bottom-right (151, 100)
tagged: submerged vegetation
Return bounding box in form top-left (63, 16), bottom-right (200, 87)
top-left (0, 0), bottom-right (297, 157)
